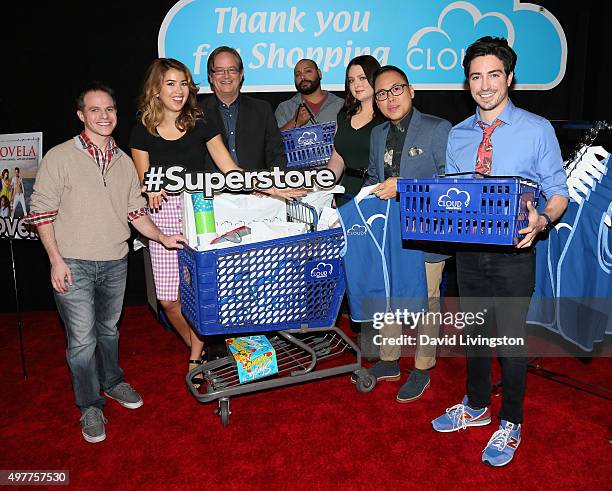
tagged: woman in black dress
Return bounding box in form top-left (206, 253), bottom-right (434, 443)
top-left (327, 55), bottom-right (383, 196)
top-left (130, 58), bottom-right (300, 385)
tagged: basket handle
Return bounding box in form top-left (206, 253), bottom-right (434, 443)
top-left (441, 171), bottom-right (540, 189)
top-left (301, 103), bottom-right (318, 125)
top-left (441, 171), bottom-right (490, 178)
top-left (294, 103), bottom-right (317, 127)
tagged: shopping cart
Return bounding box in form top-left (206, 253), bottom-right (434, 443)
top-left (179, 200), bottom-right (375, 426)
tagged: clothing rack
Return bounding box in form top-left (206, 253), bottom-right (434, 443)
top-left (526, 358), bottom-right (611, 401)
top-left (532, 121), bottom-right (610, 406)
top-left (495, 120), bottom-right (611, 442)
top-left (553, 120), bottom-right (612, 171)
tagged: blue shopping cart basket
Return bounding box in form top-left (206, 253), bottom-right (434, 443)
top-left (178, 228), bottom-right (345, 336)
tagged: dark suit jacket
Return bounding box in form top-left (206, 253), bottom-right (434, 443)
top-left (366, 108), bottom-right (452, 262)
top-left (200, 93), bottom-right (287, 171)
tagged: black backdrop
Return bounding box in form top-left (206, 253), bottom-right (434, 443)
top-left (1, 1), bottom-right (611, 312)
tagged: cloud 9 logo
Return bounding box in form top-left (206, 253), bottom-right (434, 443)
top-left (403, 0), bottom-right (566, 89)
top-left (347, 224), bottom-right (367, 236)
top-left (438, 187), bottom-right (471, 211)
top-left (310, 262), bottom-right (334, 279)
top-left (297, 131), bottom-right (318, 146)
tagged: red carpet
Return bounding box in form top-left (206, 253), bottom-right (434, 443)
top-left (1, 306), bottom-right (610, 489)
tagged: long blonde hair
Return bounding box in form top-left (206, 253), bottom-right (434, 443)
top-left (137, 58), bottom-right (203, 135)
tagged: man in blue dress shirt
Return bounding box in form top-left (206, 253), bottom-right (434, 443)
top-left (431, 37), bottom-right (569, 467)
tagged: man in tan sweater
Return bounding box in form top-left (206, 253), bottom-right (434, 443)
top-left (27, 82), bottom-right (184, 444)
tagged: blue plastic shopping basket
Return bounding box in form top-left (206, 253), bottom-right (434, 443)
top-left (398, 174), bottom-right (541, 245)
top-left (281, 122), bottom-right (336, 169)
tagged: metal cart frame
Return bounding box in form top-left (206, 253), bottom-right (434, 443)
top-left (187, 327), bottom-right (375, 426)
top-left (181, 200), bottom-right (376, 426)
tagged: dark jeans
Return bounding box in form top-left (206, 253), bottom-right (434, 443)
top-left (456, 249), bottom-right (535, 424)
top-left (54, 257), bottom-right (127, 410)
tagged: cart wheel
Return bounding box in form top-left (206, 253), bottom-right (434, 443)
top-left (215, 398), bottom-right (231, 427)
top-left (356, 373), bottom-right (377, 393)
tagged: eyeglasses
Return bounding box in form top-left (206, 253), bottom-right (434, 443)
top-left (211, 67), bottom-right (240, 76)
top-left (374, 83), bottom-right (409, 101)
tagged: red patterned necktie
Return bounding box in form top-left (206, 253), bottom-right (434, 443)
top-left (475, 119), bottom-right (504, 175)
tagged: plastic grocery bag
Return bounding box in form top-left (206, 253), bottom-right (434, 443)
top-left (301, 185), bottom-right (345, 215)
top-left (194, 221), bottom-right (308, 251)
top-left (182, 192), bottom-right (287, 248)
top-left (249, 221), bottom-right (308, 242)
top-left (213, 193), bottom-right (287, 234)
top-left (317, 206), bottom-right (341, 231)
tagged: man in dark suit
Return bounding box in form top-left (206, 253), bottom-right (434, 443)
top-left (363, 65), bottom-right (451, 403)
top-left (199, 46), bottom-right (288, 361)
top-left (200, 46), bottom-right (287, 171)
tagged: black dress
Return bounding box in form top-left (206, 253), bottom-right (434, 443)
top-left (129, 119), bottom-right (221, 173)
top-left (333, 109), bottom-right (383, 196)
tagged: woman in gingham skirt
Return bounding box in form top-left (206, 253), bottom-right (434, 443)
top-left (130, 58), bottom-right (301, 386)
top-left (130, 58), bottom-right (245, 385)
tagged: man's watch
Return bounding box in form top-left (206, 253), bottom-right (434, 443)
top-left (540, 212), bottom-right (553, 232)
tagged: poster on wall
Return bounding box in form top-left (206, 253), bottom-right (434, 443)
top-left (158, 0), bottom-right (567, 92)
top-left (0, 132), bottom-right (42, 240)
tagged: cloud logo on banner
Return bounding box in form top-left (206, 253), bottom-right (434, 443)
top-left (404, 1), bottom-right (566, 88)
top-left (159, 0), bottom-right (566, 91)
top-left (310, 262), bottom-right (333, 279)
top-left (438, 188), bottom-right (471, 210)
top-left (297, 131), bottom-right (318, 146)
top-left (409, 2), bottom-right (515, 49)
top-left (347, 224), bottom-right (367, 236)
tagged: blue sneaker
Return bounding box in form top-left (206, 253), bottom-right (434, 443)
top-left (431, 395), bottom-right (492, 432)
top-left (482, 420), bottom-right (522, 466)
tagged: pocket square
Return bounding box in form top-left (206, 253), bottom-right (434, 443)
top-left (408, 146), bottom-right (424, 157)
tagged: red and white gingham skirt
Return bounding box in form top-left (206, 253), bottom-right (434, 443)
top-left (149, 194), bottom-right (183, 301)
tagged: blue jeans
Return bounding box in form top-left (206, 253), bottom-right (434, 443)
top-left (54, 257), bottom-right (127, 410)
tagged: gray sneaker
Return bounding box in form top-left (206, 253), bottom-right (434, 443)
top-left (80, 407), bottom-right (107, 443)
top-left (351, 361), bottom-right (401, 383)
top-left (104, 382), bottom-right (143, 409)
top-left (396, 368), bottom-right (431, 403)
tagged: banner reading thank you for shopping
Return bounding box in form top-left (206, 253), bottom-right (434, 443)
top-left (159, 0), bottom-right (567, 92)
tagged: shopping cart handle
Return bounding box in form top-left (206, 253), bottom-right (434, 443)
top-left (286, 198), bottom-right (318, 231)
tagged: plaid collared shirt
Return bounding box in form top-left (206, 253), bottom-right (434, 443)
top-left (78, 130), bottom-right (118, 176)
